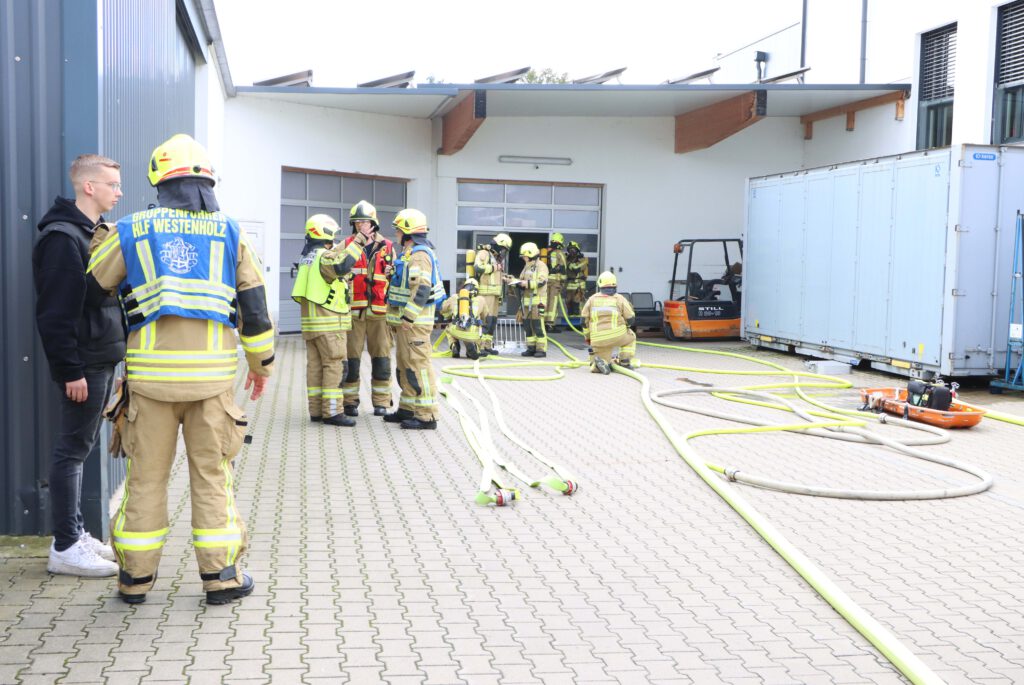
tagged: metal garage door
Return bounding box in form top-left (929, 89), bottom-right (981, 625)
top-left (454, 180), bottom-right (602, 314)
top-left (279, 169), bottom-right (408, 333)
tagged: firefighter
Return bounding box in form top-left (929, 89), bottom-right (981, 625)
top-left (291, 213), bottom-right (367, 426)
top-left (581, 271), bottom-right (637, 374)
top-left (473, 233), bottom-right (511, 356)
top-left (383, 209), bottom-right (445, 430)
top-left (86, 133), bottom-right (274, 605)
top-left (565, 241), bottom-right (589, 317)
top-left (544, 232), bottom-right (567, 331)
top-left (340, 201), bottom-right (396, 417)
top-left (440, 278), bottom-right (483, 359)
top-left (508, 242), bottom-right (548, 357)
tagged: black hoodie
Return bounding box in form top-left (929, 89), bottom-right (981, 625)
top-left (33, 196), bottom-right (126, 383)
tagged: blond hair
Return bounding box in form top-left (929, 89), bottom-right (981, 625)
top-left (69, 154), bottom-right (120, 187)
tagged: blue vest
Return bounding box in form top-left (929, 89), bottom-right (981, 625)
top-left (388, 244), bottom-right (447, 308)
top-left (116, 207), bottom-right (239, 331)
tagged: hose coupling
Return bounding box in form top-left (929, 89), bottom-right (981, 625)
top-left (724, 467), bottom-right (740, 482)
top-left (562, 480), bottom-right (578, 496)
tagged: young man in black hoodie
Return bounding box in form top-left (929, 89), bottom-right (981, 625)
top-left (33, 154), bottom-right (127, 577)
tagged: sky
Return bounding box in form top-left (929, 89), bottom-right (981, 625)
top-left (214, 0), bottom-right (805, 88)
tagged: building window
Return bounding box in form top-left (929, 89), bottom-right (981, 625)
top-left (996, 1), bottom-right (1024, 143)
top-left (917, 23), bottom-right (955, 149)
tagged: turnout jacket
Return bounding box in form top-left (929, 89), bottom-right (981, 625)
top-left (87, 208), bottom-right (275, 402)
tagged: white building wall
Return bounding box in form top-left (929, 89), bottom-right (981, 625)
top-left (435, 115), bottom-right (804, 300)
top-left (218, 97), bottom-right (434, 314)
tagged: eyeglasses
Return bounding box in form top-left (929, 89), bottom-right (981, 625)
top-left (89, 180), bottom-right (122, 191)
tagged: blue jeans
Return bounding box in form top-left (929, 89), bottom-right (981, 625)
top-left (50, 366), bottom-right (114, 551)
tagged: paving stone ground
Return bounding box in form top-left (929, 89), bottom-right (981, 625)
top-left (3, 332), bottom-right (1024, 684)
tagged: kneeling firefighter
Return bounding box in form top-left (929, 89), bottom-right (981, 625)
top-left (384, 209), bottom-right (446, 430)
top-left (292, 214), bottom-right (368, 426)
top-left (510, 242), bottom-right (548, 357)
top-left (341, 201), bottom-right (396, 417)
top-left (440, 278), bottom-right (483, 359)
top-left (473, 233), bottom-right (511, 356)
top-left (581, 271), bottom-right (637, 374)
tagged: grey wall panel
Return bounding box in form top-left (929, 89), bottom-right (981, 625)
top-left (1, 0), bottom-right (65, 535)
top-left (853, 166), bottom-right (894, 356)
top-left (102, 0), bottom-right (195, 215)
top-left (802, 176), bottom-right (833, 345)
top-left (744, 182), bottom-right (780, 336)
top-left (827, 171), bottom-right (859, 350)
top-left (777, 179), bottom-right (806, 339)
top-left (888, 156), bottom-right (948, 366)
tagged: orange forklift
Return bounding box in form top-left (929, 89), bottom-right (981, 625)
top-left (663, 238), bottom-right (743, 340)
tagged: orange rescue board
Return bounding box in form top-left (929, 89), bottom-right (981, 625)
top-left (859, 387), bottom-right (986, 429)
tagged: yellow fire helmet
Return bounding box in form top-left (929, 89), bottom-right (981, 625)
top-left (305, 214), bottom-right (339, 241)
top-left (493, 233), bottom-right (512, 249)
top-left (520, 242), bottom-right (540, 259)
top-left (349, 200), bottom-right (379, 230)
top-left (463, 278), bottom-right (479, 291)
top-left (393, 208), bottom-right (429, 235)
top-left (597, 271), bottom-right (617, 289)
top-left (147, 133), bottom-right (215, 187)
top-left (550, 232), bottom-right (565, 246)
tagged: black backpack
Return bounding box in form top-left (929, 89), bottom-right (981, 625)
top-left (906, 380), bottom-right (952, 411)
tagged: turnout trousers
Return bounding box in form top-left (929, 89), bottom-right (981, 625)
top-left (394, 323), bottom-right (439, 421)
top-left (522, 306), bottom-right (548, 352)
top-left (112, 390), bottom-right (248, 596)
top-left (591, 329), bottom-right (637, 366)
top-left (304, 331), bottom-right (346, 419)
top-left (343, 309), bottom-right (394, 410)
top-left (477, 295), bottom-right (500, 353)
top-left (545, 280), bottom-right (563, 325)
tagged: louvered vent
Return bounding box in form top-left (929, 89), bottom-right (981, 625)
top-left (920, 24), bottom-right (956, 101)
top-left (999, 1), bottom-right (1024, 86)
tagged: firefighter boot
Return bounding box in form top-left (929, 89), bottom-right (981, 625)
top-left (383, 408), bottom-right (415, 424)
top-left (521, 347), bottom-right (537, 357)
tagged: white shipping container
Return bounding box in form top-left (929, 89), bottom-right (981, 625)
top-left (743, 144), bottom-right (1024, 379)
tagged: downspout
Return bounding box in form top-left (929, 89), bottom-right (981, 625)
top-left (859, 0), bottom-right (868, 84)
top-left (800, 0), bottom-right (808, 69)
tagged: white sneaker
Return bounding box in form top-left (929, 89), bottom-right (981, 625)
top-left (80, 531), bottom-right (116, 562)
top-left (47, 539), bottom-right (118, 577)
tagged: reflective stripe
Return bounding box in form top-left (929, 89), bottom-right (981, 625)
top-left (136, 241), bottom-right (157, 282)
top-left (125, 348), bottom-right (238, 382)
top-left (308, 387), bottom-right (323, 397)
top-left (87, 232), bottom-right (121, 272)
top-left (113, 527), bottom-right (169, 552)
top-left (192, 527), bottom-right (243, 548)
top-left (240, 328), bottom-right (274, 354)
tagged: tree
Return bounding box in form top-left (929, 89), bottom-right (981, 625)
top-left (523, 68), bottom-right (569, 84)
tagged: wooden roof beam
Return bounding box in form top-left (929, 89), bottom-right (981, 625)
top-left (675, 91), bottom-right (766, 154)
top-left (440, 90), bottom-right (486, 155)
top-left (801, 89), bottom-right (907, 140)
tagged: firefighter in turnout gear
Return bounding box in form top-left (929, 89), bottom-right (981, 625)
top-left (581, 271), bottom-right (637, 374)
top-left (473, 233), bottom-right (511, 356)
top-left (544, 232), bottom-right (567, 331)
top-left (341, 201), bottom-right (396, 417)
top-left (291, 213), bottom-right (368, 426)
top-left (509, 242), bottom-right (549, 357)
top-left (86, 134), bottom-right (274, 605)
top-left (565, 241), bottom-right (589, 316)
top-left (440, 278), bottom-right (483, 359)
top-left (384, 209), bottom-right (445, 430)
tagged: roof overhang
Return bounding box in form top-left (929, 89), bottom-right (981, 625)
top-left (232, 83), bottom-right (911, 154)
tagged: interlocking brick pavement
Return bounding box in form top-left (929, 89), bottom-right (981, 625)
top-left (2, 333), bottom-right (1024, 683)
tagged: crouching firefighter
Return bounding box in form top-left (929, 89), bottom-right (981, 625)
top-left (473, 233), bottom-right (511, 356)
top-left (440, 278), bottom-right (483, 359)
top-left (509, 241), bottom-right (548, 357)
top-left (341, 201), bottom-right (396, 417)
top-left (384, 209), bottom-right (446, 429)
top-left (582, 271), bottom-right (637, 374)
top-left (86, 134), bottom-right (275, 605)
top-left (292, 214), bottom-right (367, 426)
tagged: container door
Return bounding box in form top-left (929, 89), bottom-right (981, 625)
top-left (827, 170), bottom-right (860, 350)
top-left (745, 180), bottom-right (781, 337)
top-left (853, 164), bottom-right (895, 356)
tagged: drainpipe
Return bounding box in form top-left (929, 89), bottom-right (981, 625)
top-left (860, 0), bottom-right (868, 84)
top-left (800, 0), bottom-right (808, 69)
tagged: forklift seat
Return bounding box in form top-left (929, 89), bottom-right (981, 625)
top-left (629, 292), bottom-right (662, 329)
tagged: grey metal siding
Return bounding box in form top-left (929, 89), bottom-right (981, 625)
top-left (102, 0), bottom-right (196, 215)
top-left (1, 0), bottom-right (66, 535)
top-left (0, 0), bottom-right (201, 535)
